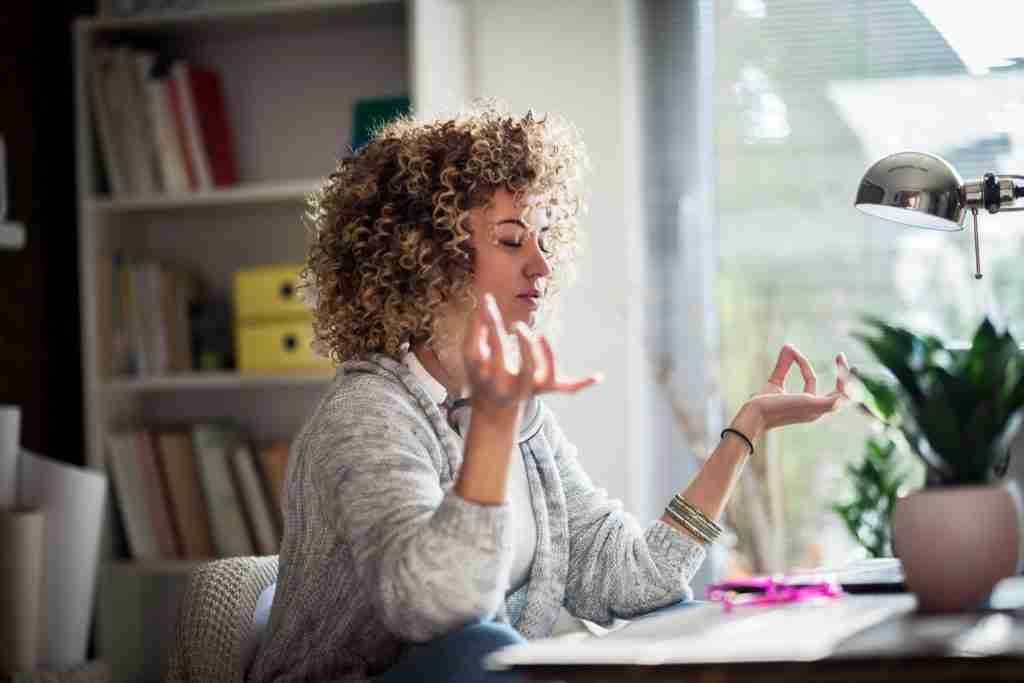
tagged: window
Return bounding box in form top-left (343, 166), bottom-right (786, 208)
top-left (714, 0), bottom-right (1024, 572)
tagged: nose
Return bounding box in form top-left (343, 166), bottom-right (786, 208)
top-left (524, 235), bottom-right (552, 280)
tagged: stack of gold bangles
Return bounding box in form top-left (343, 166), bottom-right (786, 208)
top-left (664, 494), bottom-right (723, 545)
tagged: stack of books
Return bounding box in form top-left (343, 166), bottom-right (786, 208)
top-left (98, 254), bottom-right (201, 378)
top-left (89, 46), bottom-right (239, 197)
top-left (105, 422), bottom-right (291, 560)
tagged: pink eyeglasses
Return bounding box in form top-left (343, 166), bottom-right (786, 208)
top-left (706, 574), bottom-right (843, 611)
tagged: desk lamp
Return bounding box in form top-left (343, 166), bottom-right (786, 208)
top-left (854, 151), bottom-right (1024, 278)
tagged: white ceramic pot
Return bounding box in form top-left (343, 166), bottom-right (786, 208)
top-left (892, 482), bottom-right (1022, 612)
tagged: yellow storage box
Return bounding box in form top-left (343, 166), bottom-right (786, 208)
top-left (236, 319), bottom-right (332, 374)
top-left (233, 264), bottom-right (309, 322)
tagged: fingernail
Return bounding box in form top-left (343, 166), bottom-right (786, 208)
top-left (592, 372), bottom-right (605, 383)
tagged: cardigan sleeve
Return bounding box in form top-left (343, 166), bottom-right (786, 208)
top-left (545, 411), bottom-right (707, 625)
top-left (308, 376), bottom-right (514, 643)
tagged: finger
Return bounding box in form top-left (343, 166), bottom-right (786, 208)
top-left (767, 346), bottom-right (793, 391)
top-left (464, 313), bottom-right (492, 384)
top-left (538, 334), bottom-right (557, 388)
top-left (514, 323), bottom-right (537, 396)
top-left (551, 373), bottom-right (604, 394)
top-left (834, 352), bottom-right (850, 395)
top-left (777, 344), bottom-right (816, 395)
top-left (482, 293), bottom-right (508, 375)
top-left (526, 327), bottom-right (548, 385)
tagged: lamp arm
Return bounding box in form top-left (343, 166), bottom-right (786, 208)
top-left (963, 174), bottom-right (1024, 214)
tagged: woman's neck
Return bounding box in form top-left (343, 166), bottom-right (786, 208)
top-left (412, 341), bottom-right (467, 399)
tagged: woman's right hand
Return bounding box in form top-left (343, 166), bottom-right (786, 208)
top-left (463, 293), bottom-right (601, 423)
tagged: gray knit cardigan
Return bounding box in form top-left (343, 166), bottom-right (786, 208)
top-left (247, 354), bottom-right (706, 682)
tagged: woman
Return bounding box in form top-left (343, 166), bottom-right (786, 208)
top-left (247, 104), bottom-right (849, 683)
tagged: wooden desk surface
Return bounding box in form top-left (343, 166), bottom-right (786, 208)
top-left (519, 656), bottom-right (1024, 682)
top-left (512, 601), bottom-right (1024, 682)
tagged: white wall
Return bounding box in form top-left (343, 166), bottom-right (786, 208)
top-left (468, 0), bottom-right (654, 516)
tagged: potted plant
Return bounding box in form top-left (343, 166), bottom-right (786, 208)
top-left (850, 316), bottom-right (1024, 611)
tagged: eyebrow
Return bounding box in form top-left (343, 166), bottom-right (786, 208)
top-left (496, 218), bottom-right (550, 231)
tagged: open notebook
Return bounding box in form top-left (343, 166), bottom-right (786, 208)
top-left (487, 594), bottom-right (917, 670)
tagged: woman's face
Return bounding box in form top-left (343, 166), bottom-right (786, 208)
top-left (468, 188), bottom-right (552, 329)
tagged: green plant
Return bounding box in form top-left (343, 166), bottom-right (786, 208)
top-left (832, 432), bottom-right (911, 557)
top-left (851, 316), bottom-right (1024, 486)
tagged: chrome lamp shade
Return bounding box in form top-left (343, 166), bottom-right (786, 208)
top-left (854, 152), bottom-right (966, 231)
top-left (854, 151), bottom-right (1024, 277)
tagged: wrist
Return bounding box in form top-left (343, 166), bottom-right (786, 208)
top-left (469, 398), bottom-right (522, 433)
top-left (731, 402), bottom-right (765, 443)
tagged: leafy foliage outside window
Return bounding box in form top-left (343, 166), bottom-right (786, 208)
top-left (832, 432), bottom-right (916, 558)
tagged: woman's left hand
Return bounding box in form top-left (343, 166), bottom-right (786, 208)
top-left (736, 344), bottom-right (850, 440)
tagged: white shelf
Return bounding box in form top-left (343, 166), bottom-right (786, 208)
top-left (79, 0), bottom-right (402, 35)
top-left (102, 370), bottom-right (333, 394)
top-left (84, 178), bottom-right (319, 213)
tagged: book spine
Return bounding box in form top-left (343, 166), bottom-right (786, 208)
top-left (107, 431), bottom-right (162, 560)
top-left (192, 423), bottom-right (256, 557)
top-left (97, 253), bottom-right (113, 379)
top-left (171, 62), bottom-right (213, 191)
top-left (155, 430), bottom-right (215, 558)
top-left (125, 48), bottom-right (164, 193)
top-left (259, 441), bottom-right (290, 530)
top-left (165, 67), bottom-right (199, 192)
top-left (145, 76), bottom-right (190, 193)
top-left (135, 430), bottom-right (180, 558)
top-left (232, 444), bottom-right (280, 555)
top-left (89, 49), bottom-right (128, 196)
top-left (189, 65), bottom-right (239, 187)
top-left (111, 47), bottom-right (155, 195)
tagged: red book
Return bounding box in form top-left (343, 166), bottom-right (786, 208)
top-left (173, 62), bottom-right (239, 188)
top-left (136, 430), bottom-right (181, 558)
top-left (165, 74), bottom-right (199, 191)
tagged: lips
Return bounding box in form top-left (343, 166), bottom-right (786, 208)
top-left (516, 290), bottom-right (542, 310)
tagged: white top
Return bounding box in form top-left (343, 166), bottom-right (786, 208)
top-left (401, 351), bottom-right (537, 593)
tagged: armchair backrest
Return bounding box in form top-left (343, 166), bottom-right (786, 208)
top-left (165, 555), bottom-right (279, 683)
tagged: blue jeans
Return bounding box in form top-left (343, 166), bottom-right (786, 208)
top-left (374, 601), bottom-right (699, 682)
top-left (374, 621), bottom-right (527, 683)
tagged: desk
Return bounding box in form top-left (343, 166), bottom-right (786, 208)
top-left (501, 596), bottom-right (1024, 682)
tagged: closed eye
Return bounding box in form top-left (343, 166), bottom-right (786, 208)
top-left (496, 219), bottom-right (551, 253)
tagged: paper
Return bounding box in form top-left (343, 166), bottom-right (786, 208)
top-left (17, 450), bottom-right (108, 671)
top-left (0, 405), bottom-right (20, 508)
top-left (0, 508), bottom-right (44, 673)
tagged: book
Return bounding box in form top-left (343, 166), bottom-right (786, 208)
top-left (165, 65), bottom-right (199, 191)
top-left (89, 49), bottom-right (129, 196)
top-left (192, 422), bottom-right (256, 557)
top-left (96, 254), bottom-right (113, 379)
top-left (106, 431), bottom-right (163, 560)
top-left (232, 444), bottom-right (280, 555)
top-left (259, 440), bottom-right (290, 525)
top-left (178, 62), bottom-right (239, 187)
top-left (170, 61), bottom-right (213, 191)
top-left (134, 430), bottom-right (180, 558)
top-left (118, 47), bottom-right (162, 194)
top-left (139, 53), bottom-right (189, 192)
top-left (173, 269), bottom-right (199, 372)
top-left (155, 430), bottom-right (215, 558)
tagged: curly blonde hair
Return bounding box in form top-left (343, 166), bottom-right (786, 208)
top-left (303, 102), bottom-right (589, 363)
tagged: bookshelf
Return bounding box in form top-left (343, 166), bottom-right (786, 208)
top-left (74, 1), bottom-right (468, 678)
top-left (75, 0), bottom-right (469, 471)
